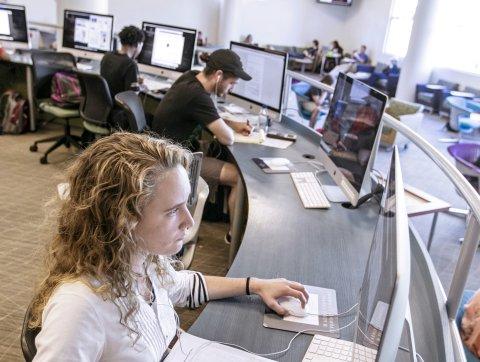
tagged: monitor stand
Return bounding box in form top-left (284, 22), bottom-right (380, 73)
top-left (322, 185), bottom-right (349, 203)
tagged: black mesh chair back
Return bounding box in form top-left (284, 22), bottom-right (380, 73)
top-left (20, 302), bottom-right (40, 362)
top-left (31, 51), bottom-right (76, 99)
top-left (114, 91), bottom-right (147, 132)
top-left (187, 152), bottom-right (204, 208)
top-left (75, 70), bottom-right (113, 128)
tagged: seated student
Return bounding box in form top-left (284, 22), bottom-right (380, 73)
top-left (243, 34), bottom-right (253, 45)
top-left (197, 30), bottom-right (206, 46)
top-left (302, 39), bottom-right (320, 60)
top-left (151, 49), bottom-right (251, 244)
top-left (301, 75), bottom-right (334, 128)
top-left (30, 133), bottom-right (308, 361)
top-left (352, 45), bottom-right (369, 64)
top-left (330, 40), bottom-right (344, 57)
top-left (100, 25), bottom-right (145, 129)
top-left (457, 289), bottom-right (480, 360)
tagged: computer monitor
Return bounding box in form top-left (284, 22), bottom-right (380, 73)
top-left (228, 42), bottom-right (288, 115)
top-left (0, 4), bottom-right (29, 50)
top-left (353, 146), bottom-right (411, 360)
top-left (318, 72), bottom-right (387, 207)
top-left (137, 22), bottom-right (196, 80)
top-left (61, 10), bottom-right (114, 60)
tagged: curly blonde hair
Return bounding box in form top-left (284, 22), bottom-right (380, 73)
top-left (29, 132), bottom-right (191, 341)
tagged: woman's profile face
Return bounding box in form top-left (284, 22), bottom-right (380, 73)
top-left (135, 166), bottom-right (194, 255)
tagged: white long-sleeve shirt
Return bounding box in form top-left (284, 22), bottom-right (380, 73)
top-left (33, 263), bottom-right (209, 362)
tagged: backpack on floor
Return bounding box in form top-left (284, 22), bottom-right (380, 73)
top-left (0, 90), bottom-right (29, 134)
top-left (50, 71), bottom-right (82, 108)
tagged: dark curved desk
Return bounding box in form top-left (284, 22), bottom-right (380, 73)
top-left (189, 116), bottom-right (456, 361)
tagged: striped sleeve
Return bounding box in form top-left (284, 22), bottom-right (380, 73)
top-left (167, 270), bottom-right (209, 309)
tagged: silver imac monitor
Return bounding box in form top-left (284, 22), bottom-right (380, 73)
top-left (0, 4), bottom-right (29, 51)
top-left (318, 72), bottom-right (387, 207)
top-left (137, 22), bottom-right (197, 80)
top-left (228, 41), bottom-right (288, 116)
top-left (352, 146), bottom-right (411, 361)
top-left (61, 10), bottom-right (114, 60)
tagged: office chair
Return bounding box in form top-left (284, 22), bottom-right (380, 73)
top-left (114, 91), bottom-right (147, 132)
top-left (75, 70), bottom-right (112, 139)
top-left (20, 302), bottom-right (40, 362)
top-left (178, 152), bottom-right (209, 269)
top-left (29, 51), bottom-right (82, 164)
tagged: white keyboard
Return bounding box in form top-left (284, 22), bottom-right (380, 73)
top-left (302, 335), bottom-right (377, 362)
top-left (291, 172), bottom-right (331, 209)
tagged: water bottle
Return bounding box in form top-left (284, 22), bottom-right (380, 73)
top-left (258, 106), bottom-right (269, 133)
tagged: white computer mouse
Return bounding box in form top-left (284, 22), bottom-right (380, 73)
top-left (277, 296), bottom-right (307, 317)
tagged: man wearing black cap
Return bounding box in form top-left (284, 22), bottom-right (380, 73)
top-left (152, 49), bottom-right (252, 243)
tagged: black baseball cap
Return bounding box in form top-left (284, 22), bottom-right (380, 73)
top-left (207, 49), bottom-right (252, 81)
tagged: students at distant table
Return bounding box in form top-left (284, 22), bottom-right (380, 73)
top-left (100, 25), bottom-right (145, 129)
top-left (353, 45), bottom-right (369, 64)
top-left (302, 39), bottom-right (320, 60)
top-left (30, 132), bottom-right (309, 361)
top-left (151, 49), bottom-right (252, 244)
top-left (330, 40), bottom-right (344, 57)
top-left (243, 34), bottom-right (254, 45)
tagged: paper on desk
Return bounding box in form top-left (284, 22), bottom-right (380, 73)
top-left (223, 103), bottom-right (247, 114)
top-left (234, 131), bottom-right (265, 144)
top-left (262, 158), bottom-right (291, 171)
top-left (370, 301), bottom-right (389, 331)
top-left (283, 293), bottom-right (320, 326)
top-left (164, 332), bottom-right (273, 361)
top-left (220, 112), bottom-right (255, 123)
top-left (261, 137), bottom-right (293, 149)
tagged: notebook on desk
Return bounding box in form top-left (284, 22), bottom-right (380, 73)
top-left (142, 77), bottom-right (172, 92)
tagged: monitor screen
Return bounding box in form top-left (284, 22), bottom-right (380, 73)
top-left (320, 73), bottom-right (387, 192)
top-left (62, 10), bottom-right (113, 53)
top-left (229, 42), bottom-right (288, 113)
top-left (354, 149), bottom-right (409, 357)
top-left (0, 4), bottom-right (28, 43)
top-left (138, 22), bottom-right (196, 73)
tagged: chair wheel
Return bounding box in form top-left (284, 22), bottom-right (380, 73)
top-left (40, 156), bottom-right (48, 164)
top-left (30, 145), bottom-right (38, 152)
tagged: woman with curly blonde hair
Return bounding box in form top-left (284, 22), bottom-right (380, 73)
top-left (29, 132), bottom-right (308, 361)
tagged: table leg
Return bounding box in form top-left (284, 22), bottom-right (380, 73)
top-left (300, 63), bottom-right (306, 73)
top-left (427, 212), bottom-right (439, 251)
top-left (26, 66), bottom-right (36, 131)
top-left (229, 178), bottom-right (246, 266)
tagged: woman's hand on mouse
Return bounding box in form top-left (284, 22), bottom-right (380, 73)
top-left (250, 278), bottom-right (309, 316)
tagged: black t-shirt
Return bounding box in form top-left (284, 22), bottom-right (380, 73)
top-left (100, 52), bottom-right (138, 99)
top-left (152, 71), bottom-right (220, 150)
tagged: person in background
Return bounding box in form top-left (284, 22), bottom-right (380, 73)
top-left (244, 34), bottom-right (253, 45)
top-left (384, 58), bottom-right (400, 76)
top-left (100, 25), bottom-right (145, 129)
top-left (301, 74), bottom-right (334, 128)
top-left (30, 132), bottom-right (309, 361)
top-left (457, 289), bottom-right (480, 360)
top-left (353, 45), bottom-right (369, 64)
top-left (331, 40), bottom-right (344, 57)
top-left (197, 31), bottom-right (207, 46)
top-left (303, 39), bottom-right (320, 60)
top-left (151, 49), bottom-right (252, 244)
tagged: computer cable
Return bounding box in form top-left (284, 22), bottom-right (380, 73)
top-left (355, 317), bottom-right (425, 362)
top-left (179, 318), bottom-right (359, 360)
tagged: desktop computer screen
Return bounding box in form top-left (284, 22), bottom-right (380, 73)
top-left (353, 147), bottom-right (410, 360)
top-left (138, 22), bottom-right (196, 73)
top-left (318, 72), bottom-right (387, 206)
top-left (0, 4), bottom-right (28, 44)
top-left (62, 10), bottom-right (113, 53)
top-left (229, 42), bottom-right (288, 113)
